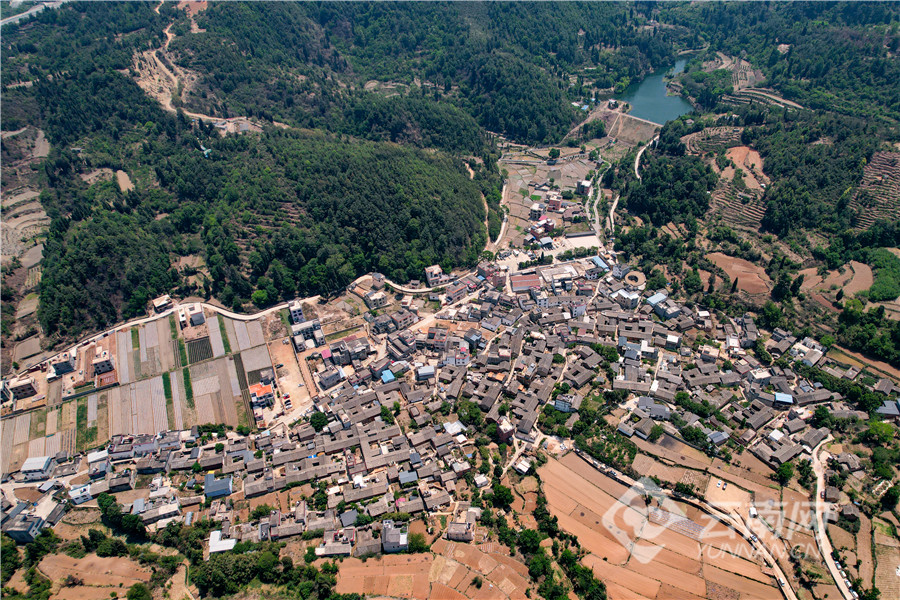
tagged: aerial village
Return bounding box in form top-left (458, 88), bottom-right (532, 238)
top-left (1, 173), bottom-right (898, 600)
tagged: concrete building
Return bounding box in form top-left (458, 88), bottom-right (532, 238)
top-left (7, 376), bottom-right (37, 400)
top-left (288, 300), bottom-right (305, 325)
top-left (382, 520), bottom-right (408, 553)
top-left (49, 352), bottom-right (76, 378)
top-left (204, 474), bottom-right (233, 499)
top-left (249, 383), bottom-right (275, 408)
top-left (20, 456), bottom-right (57, 481)
top-left (425, 265), bottom-right (450, 288)
top-left (91, 350), bottom-right (114, 376)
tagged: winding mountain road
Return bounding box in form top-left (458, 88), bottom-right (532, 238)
top-left (634, 135), bottom-right (659, 180)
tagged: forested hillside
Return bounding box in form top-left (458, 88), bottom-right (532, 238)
top-left (1, 3), bottom-right (490, 342)
top-left (167, 1), bottom-right (685, 144)
top-left (36, 124), bottom-right (486, 338)
top-left (4, 0), bottom-right (900, 347)
top-left (154, 128), bottom-right (487, 304)
top-left (662, 2), bottom-right (900, 121)
top-left (746, 113), bottom-right (882, 236)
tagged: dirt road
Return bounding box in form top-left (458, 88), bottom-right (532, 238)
top-left (607, 194), bottom-right (620, 235)
top-left (634, 135), bottom-right (659, 180)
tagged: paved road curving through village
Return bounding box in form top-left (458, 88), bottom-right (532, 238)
top-left (812, 435), bottom-right (854, 600)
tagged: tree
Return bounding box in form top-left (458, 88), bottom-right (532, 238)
top-left (528, 550), bottom-right (552, 579)
top-left (408, 533), bottom-right (429, 553)
top-left (517, 529), bottom-right (543, 555)
top-left (683, 268), bottom-right (703, 295)
top-left (859, 588), bottom-right (881, 600)
top-left (864, 421), bottom-right (894, 445)
top-left (811, 406), bottom-right (833, 428)
top-left (214, 442), bottom-right (224, 453)
top-left (758, 301), bottom-right (784, 330)
top-left (674, 482), bottom-right (697, 497)
top-left (380, 405), bottom-right (395, 424)
top-left (1, 534), bottom-right (21, 586)
top-left (457, 400), bottom-right (483, 428)
top-left (256, 551), bottom-right (280, 583)
top-left (754, 338), bottom-right (773, 365)
top-left (880, 485), bottom-right (900, 511)
top-left (127, 583), bottom-right (151, 600)
top-left (96, 537), bottom-right (128, 557)
top-left (797, 459), bottom-right (814, 488)
top-left (120, 514), bottom-right (146, 538)
top-left (548, 148), bottom-right (560, 159)
top-left (775, 462), bottom-right (794, 485)
top-left (310, 412), bottom-right (328, 432)
top-left (251, 504), bottom-right (274, 520)
top-left (648, 424), bottom-right (664, 442)
top-left (491, 483), bottom-right (514, 510)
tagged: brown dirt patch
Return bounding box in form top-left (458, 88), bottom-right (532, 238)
top-left (79, 168), bottom-right (114, 185)
top-left (706, 581), bottom-right (740, 600)
top-left (703, 565), bottom-right (777, 600)
top-left (707, 253), bottom-right (771, 295)
top-left (39, 554), bottom-right (151, 587)
top-left (515, 476), bottom-right (538, 494)
top-left (7, 567), bottom-right (28, 592)
top-left (857, 515), bottom-right (874, 586)
top-left (844, 261), bottom-right (873, 296)
top-left (177, 0), bottom-right (207, 16)
top-left (445, 543), bottom-right (497, 575)
top-left (13, 487), bottom-right (44, 503)
top-left (632, 454), bottom-right (687, 485)
top-left (873, 538), bottom-right (900, 600)
top-left (61, 508), bottom-right (102, 526)
top-left (336, 555), bottom-right (433, 597)
top-left (604, 580), bottom-right (655, 600)
top-left (582, 553), bottom-right (662, 599)
top-left (115, 170), bottom-right (134, 192)
top-left (723, 146), bottom-right (767, 190)
top-left (655, 583), bottom-right (706, 600)
top-left (627, 547), bottom-right (706, 595)
top-left (812, 582), bottom-right (842, 600)
top-left (52, 586), bottom-right (120, 600)
top-left (798, 268), bottom-right (822, 292)
top-left (429, 582), bottom-right (467, 600)
top-left (702, 547), bottom-right (770, 584)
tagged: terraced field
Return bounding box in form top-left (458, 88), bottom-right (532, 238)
top-left (1, 188), bottom-right (49, 260)
top-left (682, 127), bottom-right (769, 231)
top-left (682, 127), bottom-right (743, 156)
top-left (849, 151), bottom-right (900, 230)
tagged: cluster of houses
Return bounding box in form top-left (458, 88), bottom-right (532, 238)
top-left (2, 252), bottom-right (897, 560)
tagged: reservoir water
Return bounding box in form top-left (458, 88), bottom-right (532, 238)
top-left (616, 58), bottom-right (694, 125)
